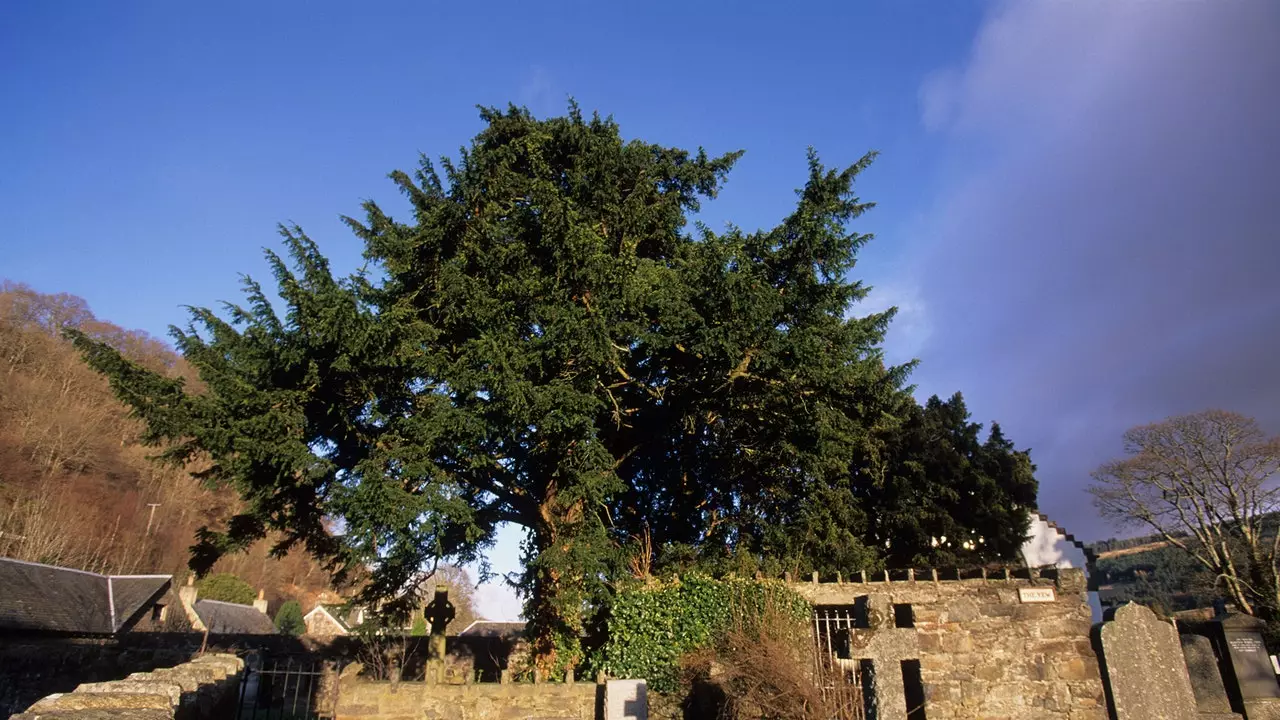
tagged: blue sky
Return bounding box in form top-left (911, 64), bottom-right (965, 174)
top-left (4, 1), bottom-right (1278, 620)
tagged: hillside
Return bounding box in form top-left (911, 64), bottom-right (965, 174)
top-left (0, 282), bottom-right (338, 610)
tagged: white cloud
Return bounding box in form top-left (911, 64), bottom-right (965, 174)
top-left (856, 280), bottom-right (932, 367)
top-left (518, 65), bottom-right (558, 116)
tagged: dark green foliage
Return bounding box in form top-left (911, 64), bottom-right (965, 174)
top-left (274, 600), bottom-right (305, 636)
top-left (860, 393), bottom-right (1038, 567)
top-left (65, 104), bottom-right (1037, 669)
top-left (197, 573), bottom-right (256, 605)
top-left (591, 576), bottom-right (810, 693)
top-left (1094, 546), bottom-right (1218, 614)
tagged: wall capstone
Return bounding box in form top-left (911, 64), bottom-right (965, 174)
top-left (12, 654), bottom-right (244, 720)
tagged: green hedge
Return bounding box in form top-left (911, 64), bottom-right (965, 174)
top-left (594, 575), bottom-right (810, 693)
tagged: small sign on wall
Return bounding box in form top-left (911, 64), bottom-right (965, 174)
top-left (1019, 587), bottom-right (1056, 603)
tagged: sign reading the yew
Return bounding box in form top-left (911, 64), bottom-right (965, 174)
top-left (1018, 587), bottom-right (1056, 603)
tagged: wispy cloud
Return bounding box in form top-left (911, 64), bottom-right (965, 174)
top-left (908, 0), bottom-right (1280, 538)
top-left (857, 280), bottom-right (931, 368)
top-left (518, 65), bottom-right (558, 116)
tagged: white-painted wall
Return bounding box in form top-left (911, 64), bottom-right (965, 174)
top-left (1021, 514), bottom-right (1103, 623)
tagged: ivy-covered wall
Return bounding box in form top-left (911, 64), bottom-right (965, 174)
top-left (592, 575), bottom-right (810, 692)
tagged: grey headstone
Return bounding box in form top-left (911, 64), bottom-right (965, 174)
top-left (1219, 614), bottom-right (1280, 700)
top-left (1180, 633), bottom-right (1234, 714)
top-left (1100, 604), bottom-right (1198, 720)
top-left (606, 678), bottom-right (647, 720)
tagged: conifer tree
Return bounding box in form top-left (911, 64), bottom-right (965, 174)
top-left (69, 104), bottom-right (1034, 672)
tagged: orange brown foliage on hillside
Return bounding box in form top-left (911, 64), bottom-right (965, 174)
top-left (0, 281), bottom-right (338, 610)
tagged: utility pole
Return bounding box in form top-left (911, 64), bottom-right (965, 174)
top-left (145, 503), bottom-right (161, 536)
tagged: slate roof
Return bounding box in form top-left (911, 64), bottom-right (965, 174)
top-left (0, 557), bottom-right (171, 635)
top-left (194, 599), bottom-right (276, 634)
top-left (457, 620), bottom-right (527, 638)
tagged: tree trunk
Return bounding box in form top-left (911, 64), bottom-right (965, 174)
top-left (524, 521), bottom-right (585, 679)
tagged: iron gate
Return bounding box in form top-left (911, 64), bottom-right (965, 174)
top-left (233, 657), bottom-right (324, 720)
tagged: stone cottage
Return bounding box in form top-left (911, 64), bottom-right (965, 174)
top-left (175, 574), bottom-right (276, 634)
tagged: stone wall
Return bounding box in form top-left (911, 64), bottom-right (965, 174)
top-left (333, 675), bottom-right (600, 720)
top-left (11, 654), bottom-right (243, 720)
top-left (0, 632), bottom-right (315, 718)
top-left (790, 568), bottom-right (1106, 720)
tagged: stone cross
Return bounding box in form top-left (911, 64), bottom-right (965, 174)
top-left (423, 585), bottom-right (455, 660)
top-left (422, 585), bottom-right (455, 683)
top-left (834, 594), bottom-right (917, 720)
top-left (1099, 603), bottom-right (1198, 720)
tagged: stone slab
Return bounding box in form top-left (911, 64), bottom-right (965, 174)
top-left (1180, 633), bottom-right (1235, 714)
top-left (12, 709), bottom-right (173, 720)
top-left (29, 692), bottom-right (173, 713)
top-left (606, 678), bottom-right (648, 720)
top-left (1100, 603), bottom-right (1198, 720)
top-left (1224, 629), bottom-right (1280, 700)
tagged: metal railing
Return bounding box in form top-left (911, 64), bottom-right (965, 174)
top-left (812, 605), bottom-right (868, 720)
top-left (234, 657), bottom-right (324, 720)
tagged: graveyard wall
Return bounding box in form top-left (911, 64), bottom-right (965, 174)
top-left (790, 568), bottom-right (1107, 720)
top-left (333, 676), bottom-right (600, 720)
top-left (10, 653), bottom-right (243, 720)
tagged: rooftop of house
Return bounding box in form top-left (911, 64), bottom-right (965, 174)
top-left (0, 557), bottom-right (171, 635)
top-left (193, 598), bottom-right (277, 635)
top-left (305, 604), bottom-right (362, 633)
top-left (457, 620), bottom-right (527, 638)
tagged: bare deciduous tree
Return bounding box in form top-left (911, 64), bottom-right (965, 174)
top-left (1089, 410), bottom-right (1280, 617)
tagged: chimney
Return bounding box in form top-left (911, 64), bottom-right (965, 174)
top-left (254, 589), bottom-right (269, 615)
top-left (178, 574), bottom-right (206, 631)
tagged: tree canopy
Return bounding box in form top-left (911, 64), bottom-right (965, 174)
top-left (69, 104), bottom-right (1038, 672)
top-left (863, 393), bottom-right (1037, 568)
top-left (274, 600), bottom-right (306, 636)
top-left (197, 573), bottom-right (257, 605)
top-left (1090, 409), bottom-right (1280, 621)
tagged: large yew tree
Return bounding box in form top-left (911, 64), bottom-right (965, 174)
top-left (70, 105), bottom-right (1033, 671)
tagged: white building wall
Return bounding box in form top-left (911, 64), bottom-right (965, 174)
top-left (1021, 514), bottom-right (1103, 623)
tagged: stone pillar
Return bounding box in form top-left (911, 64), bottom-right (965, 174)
top-left (606, 679), bottom-right (648, 720)
top-left (836, 594), bottom-right (917, 720)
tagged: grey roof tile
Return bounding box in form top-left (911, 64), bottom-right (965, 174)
top-left (0, 558), bottom-right (171, 634)
top-left (193, 599), bottom-right (276, 635)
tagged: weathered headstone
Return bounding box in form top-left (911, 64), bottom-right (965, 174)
top-left (1219, 614), bottom-right (1280, 699)
top-left (1179, 633), bottom-right (1238, 719)
top-left (1099, 603), bottom-right (1198, 720)
top-left (606, 678), bottom-right (648, 720)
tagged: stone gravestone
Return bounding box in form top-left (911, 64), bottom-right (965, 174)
top-left (1179, 633), bottom-right (1238, 719)
top-left (606, 679), bottom-right (647, 720)
top-left (1099, 603), bottom-right (1198, 720)
top-left (1217, 613), bottom-right (1280, 718)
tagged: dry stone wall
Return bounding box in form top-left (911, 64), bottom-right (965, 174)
top-left (791, 568), bottom-right (1106, 720)
top-left (11, 654), bottom-right (243, 720)
top-left (334, 674), bottom-right (599, 720)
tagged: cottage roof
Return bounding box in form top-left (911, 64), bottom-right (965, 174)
top-left (0, 557), bottom-right (170, 635)
top-left (193, 599), bottom-right (276, 635)
top-left (457, 620), bottom-right (526, 638)
top-left (304, 604), bottom-right (357, 633)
